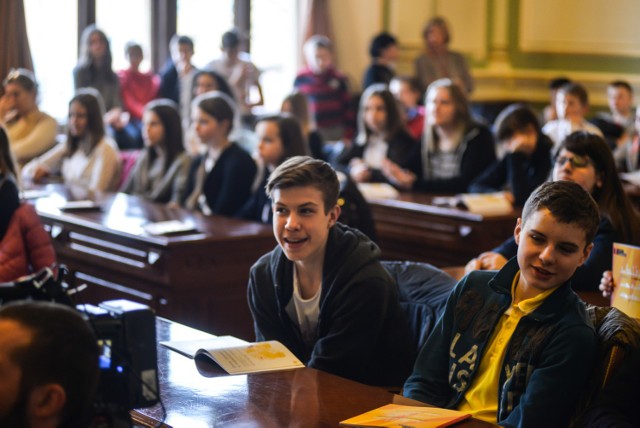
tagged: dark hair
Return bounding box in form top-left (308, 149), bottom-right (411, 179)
top-left (549, 77), bottom-right (571, 90)
top-left (256, 114), bottom-right (310, 165)
top-left (494, 103), bottom-right (540, 143)
top-left (556, 131), bottom-right (640, 245)
top-left (221, 29), bottom-right (241, 49)
top-left (266, 156), bottom-right (339, 213)
top-left (144, 99), bottom-right (184, 172)
top-left (609, 80), bottom-right (633, 95)
top-left (357, 83), bottom-right (405, 144)
top-left (66, 88), bottom-right (106, 156)
top-left (369, 32), bottom-right (397, 58)
top-left (193, 91), bottom-right (235, 136)
top-left (0, 127), bottom-right (17, 178)
top-left (3, 68), bottom-right (37, 94)
top-left (124, 41), bottom-right (143, 58)
top-left (0, 301), bottom-right (99, 428)
top-left (422, 16), bottom-right (451, 44)
top-left (170, 34), bottom-right (194, 51)
top-left (391, 75), bottom-right (423, 95)
top-left (77, 25), bottom-right (117, 82)
top-left (522, 180), bottom-right (600, 245)
top-left (281, 91), bottom-right (313, 131)
top-left (192, 70), bottom-right (235, 101)
top-left (559, 82), bottom-right (589, 107)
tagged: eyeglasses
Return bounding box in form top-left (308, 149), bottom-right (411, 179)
top-left (555, 155), bottom-right (591, 168)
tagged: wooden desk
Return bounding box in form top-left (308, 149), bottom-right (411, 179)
top-left (131, 318), bottom-right (494, 427)
top-left (369, 193), bottom-right (519, 267)
top-left (33, 186), bottom-right (275, 340)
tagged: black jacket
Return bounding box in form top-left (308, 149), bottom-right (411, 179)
top-left (247, 223), bottom-right (415, 386)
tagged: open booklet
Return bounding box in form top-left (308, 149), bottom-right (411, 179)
top-left (340, 404), bottom-right (471, 428)
top-left (160, 336), bottom-right (304, 375)
top-left (611, 242), bottom-right (640, 319)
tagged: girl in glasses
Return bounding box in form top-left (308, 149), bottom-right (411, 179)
top-left (466, 131), bottom-right (640, 292)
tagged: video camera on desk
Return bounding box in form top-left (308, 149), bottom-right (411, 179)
top-left (0, 268), bottom-right (159, 417)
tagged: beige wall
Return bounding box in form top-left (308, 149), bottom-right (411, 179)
top-left (330, 0), bottom-right (640, 108)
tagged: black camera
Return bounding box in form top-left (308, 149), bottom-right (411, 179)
top-left (0, 268), bottom-right (159, 418)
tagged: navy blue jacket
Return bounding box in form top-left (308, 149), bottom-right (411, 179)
top-left (404, 258), bottom-right (597, 427)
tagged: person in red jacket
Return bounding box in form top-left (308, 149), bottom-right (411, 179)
top-left (0, 127), bottom-right (55, 282)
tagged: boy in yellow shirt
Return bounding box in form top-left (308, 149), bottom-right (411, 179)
top-left (403, 180), bottom-right (599, 427)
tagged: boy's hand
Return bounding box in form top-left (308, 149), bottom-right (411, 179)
top-left (506, 133), bottom-right (536, 156)
top-left (599, 270), bottom-right (614, 298)
top-left (382, 158), bottom-right (415, 190)
top-left (349, 159), bottom-right (371, 183)
top-left (32, 165), bottom-right (51, 183)
top-left (465, 252), bottom-right (508, 274)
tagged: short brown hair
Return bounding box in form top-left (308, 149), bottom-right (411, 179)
top-left (522, 181), bottom-right (600, 245)
top-left (266, 156), bottom-right (339, 213)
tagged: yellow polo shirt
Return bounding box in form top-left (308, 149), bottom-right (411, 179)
top-left (457, 272), bottom-right (557, 423)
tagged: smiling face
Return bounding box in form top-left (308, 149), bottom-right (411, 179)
top-left (272, 186), bottom-right (339, 268)
top-left (553, 148), bottom-right (602, 193)
top-left (257, 121), bottom-right (284, 168)
top-left (68, 101), bottom-right (89, 138)
top-left (363, 94), bottom-right (387, 134)
top-left (515, 208), bottom-right (592, 297)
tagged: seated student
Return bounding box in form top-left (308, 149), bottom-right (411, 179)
top-left (183, 91), bottom-right (256, 216)
top-left (205, 29), bottom-right (263, 127)
top-left (469, 103), bottom-right (553, 206)
top-left (247, 156), bottom-right (415, 386)
top-left (293, 35), bottom-right (354, 143)
top-left (542, 82), bottom-right (603, 151)
top-left (117, 41), bottom-right (160, 149)
top-left (362, 32), bottom-right (399, 90)
top-left (466, 132), bottom-right (640, 292)
top-left (404, 180), bottom-right (599, 427)
top-left (613, 104), bottom-right (640, 172)
top-left (542, 76), bottom-right (571, 124)
top-left (74, 26), bottom-right (132, 150)
top-left (184, 69), bottom-right (237, 156)
top-left (0, 301), bottom-right (99, 427)
top-left (0, 127), bottom-right (55, 282)
top-left (336, 83), bottom-right (419, 185)
top-left (383, 78), bottom-right (495, 193)
top-left (22, 88), bottom-right (121, 193)
top-left (593, 80), bottom-right (636, 146)
top-left (389, 75), bottom-right (425, 141)
top-left (158, 34), bottom-right (199, 130)
top-left (281, 91), bottom-right (325, 160)
top-left (0, 69), bottom-right (57, 166)
top-left (120, 99), bottom-right (191, 204)
top-left (236, 114), bottom-right (309, 223)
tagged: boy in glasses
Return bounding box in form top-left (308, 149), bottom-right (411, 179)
top-left (404, 180), bottom-right (598, 427)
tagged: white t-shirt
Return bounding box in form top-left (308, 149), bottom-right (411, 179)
top-left (285, 265), bottom-right (321, 348)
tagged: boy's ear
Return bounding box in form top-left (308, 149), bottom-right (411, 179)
top-left (513, 218), bottom-right (523, 245)
top-left (28, 383), bottom-right (66, 421)
top-left (328, 204), bottom-right (341, 228)
top-left (579, 242), bottom-right (594, 266)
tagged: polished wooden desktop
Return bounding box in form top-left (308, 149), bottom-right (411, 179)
top-left (131, 318), bottom-right (495, 428)
top-left (32, 185), bottom-right (275, 340)
top-left (369, 193), bottom-right (519, 267)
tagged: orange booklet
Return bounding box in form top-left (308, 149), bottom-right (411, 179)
top-left (340, 404), bottom-right (471, 428)
top-left (611, 243), bottom-right (640, 318)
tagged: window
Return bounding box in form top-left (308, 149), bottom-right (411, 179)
top-left (24, 0), bottom-right (78, 120)
top-left (250, 0), bottom-right (299, 111)
top-left (96, 0), bottom-right (153, 72)
top-left (176, 0), bottom-right (235, 69)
